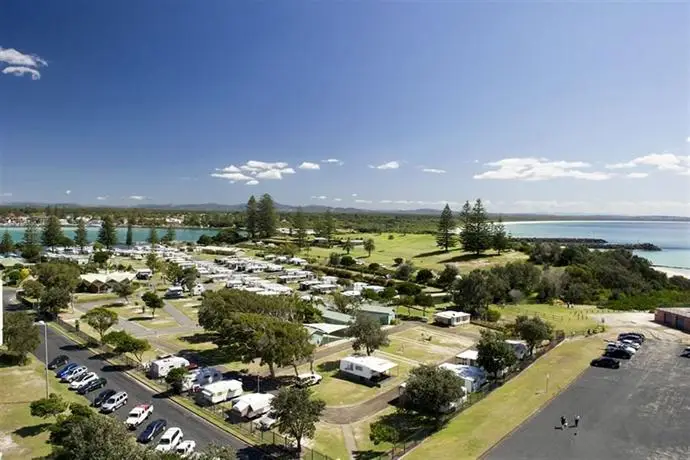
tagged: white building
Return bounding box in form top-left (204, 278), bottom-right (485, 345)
top-left (339, 355), bottom-right (398, 383)
top-left (438, 363), bottom-right (486, 393)
top-left (433, 311), bottom-right (471, 327)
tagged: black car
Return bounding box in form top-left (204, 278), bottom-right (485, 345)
top-left (48, 355), bottom-right (70, 370)
top-left (77, 377), bottom-right (107, 395)
top-left (93, 389), bottom-right (117, 408)
top-left (137, 419), bottom-right (167, 443)
top-left (591, 356), bottom-right (621, 369)
top-left (618, 333), bottom-right (645, 343)
top-left (605, 348), bottom-right (632, 360)
top-left (681, 347), bottom-right (690, 358)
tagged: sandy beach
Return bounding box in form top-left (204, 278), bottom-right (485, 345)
top-left (653, 266), bottom-right (690, 280)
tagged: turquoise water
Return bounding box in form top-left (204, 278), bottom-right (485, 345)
top-left (505, 221), bottom-right (690, 270)
top-left (1, 226), bottom-right (218, 244)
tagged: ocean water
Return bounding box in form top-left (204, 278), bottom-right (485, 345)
top-left (505, 221), bottom-right (690, 270)
top-left (1, 226), bottom-right (218, 244)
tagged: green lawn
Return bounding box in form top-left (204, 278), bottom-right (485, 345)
top-left (103, 303), bottom-right (179, 330)
top-left (396, 325), bottom-right (480, 349)
top-left (381, 337), bottom-right (458, 365)
top-left (167, 298), bottom-right (202, 322)
top-left (278, 350), bottom-right (413, 407)
top-left (300, 232), bottom-right (529, 272)
top-left (406, 336), bottom-right (604, 460)
top-left (496, 303), bottom-right (600, 335)
top-left (311, 423), bottom-right (350, 460)
top-left (352, 406), bottom-right (397, 455)
top-left (0, 357), bottom-right (86, 460)
top-left (74, 292), bottom-right (120, 304)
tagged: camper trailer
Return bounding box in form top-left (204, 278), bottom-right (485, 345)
top-left (147, 356), bottom-right (190, 379)
top-left (199, 380), bottom-right (243, 405)
top-left (230, 393), bottom-right (275, 419)
top-left (164, 286), bottom-right (184, 299)
top-left (182, 367), bottom-right (223, 392)
top-left (136, 268), bottom-right (153, 280)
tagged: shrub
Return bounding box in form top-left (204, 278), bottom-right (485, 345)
top-left (340, 255), bottom-right (356, 267)
top-left (388, 235), bottom-right (395, 240)
top-left (486, 308), bottom-right (501, 322)
top-left (369, 263), bottom-right (381, 271)
top-left (393, 257), bottom-right (404, 266)
top-left (415, 269), bottom-right (434, 285)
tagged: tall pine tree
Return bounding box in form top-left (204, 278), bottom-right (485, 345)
top-left (320, 209), bottom-right (335, 247)
top-left (246, 195), bottom-right (258, 240)
top-left (74, 218), bottom-right (89, 252)
top-left (21, 221), bottom-right (42, 262)
top-left (491, 217), bottom-right (509, 254)
top-left (436, 204), bottom-right (457, 252)
top-left (97, 215), bottom-right (118, 249)
top-left (0, 230), bottom-right (14, 255)
top-left (293, 207), bottom-right (307, 249)
top-left (460, 199), bottom-right (492, 255)
top-left (257, 193), bottom-right (277, 238)
top-left (163, 226), bottom-right (176, 243)
top-left (125, 221), bottom-right (134, 247)
top-left (147, 227), bottom-right (159, 245)
top-left (41, 215), bottom-right (64, 249)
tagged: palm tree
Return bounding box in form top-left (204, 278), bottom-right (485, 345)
top-left (343, 238), bottom-right (354, 254)
top-left (364, 238), bottom-right (375, 257)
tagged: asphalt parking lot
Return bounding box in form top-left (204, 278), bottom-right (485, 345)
top-left (486, 339), bottom-right (690, 460)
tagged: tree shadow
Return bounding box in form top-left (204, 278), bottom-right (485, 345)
top-left (316, 360), bottom-right (339, 373)
top-left (60, 344), bottom-right (87, 352)
top-left (412, 249), bottom-right (458, 259)
top-left (178, 332), bottom-right (218, 345)
top-left (439, 253), bottom-right (499, 264)
top-left (353, 451), bottom-right (387, 460)
top-left (13, 423), bottom-right (53, 437)
top-left (129, 316), bottom-right (155, 322)
top-left (178, 347), bottom-right (234, 367)
top-left (89, 351), bottom-right (117, 361)
top-left (100, 363), bottom-right (133, 373)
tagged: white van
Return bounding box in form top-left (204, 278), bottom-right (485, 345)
top-left (155, 427), bottom-right (183, 452)
top-left (101, 391), bottom-right (128, 413)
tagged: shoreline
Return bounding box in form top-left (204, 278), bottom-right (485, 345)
top-left (653, 266), bottom-right (690, 280)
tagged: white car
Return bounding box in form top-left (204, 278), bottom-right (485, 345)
top-left (607, 342), bottom-right (636, 355)
top-left (295, 373), bottom-right (323, 388)
top-left (175, 440), bottom-right (197, 458)
top-left (253, 411), bottom-right (277, 431)
top-left (155, 427), bottom-right (183, 452)
top-left (62, 366), bottom-right (88, 382)
top-left (69, 372), bottom-right (98, 390)
top-left (125, 404), bottom-right (154, 429)
top-left (620, 339), bottom-right (640, 350)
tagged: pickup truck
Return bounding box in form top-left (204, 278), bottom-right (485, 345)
top-left (125, 404), bottom-right (154, 429)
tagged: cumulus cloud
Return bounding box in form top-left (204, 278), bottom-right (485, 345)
top-left (322, 158), bottom-right (344, 166)
top-left (351, 193), bottom-right (358, 197)
top-left (422, 168), bottom-right (446, 174)
top-left (474, 157), bottom-right (612, 181)
top-left (1, 192), bottom-right (13, 197)
top-left (333, 198), bottom-right (342, 202)
top-left (355, 199), bottom-right (373, 204)
top-left (379, 200), bottom-right (393, 204)
top-left (211, 172), bottom-right (254, 182)
top-left (0, 47), bottom-right (47, 80)
top-left (299, 162), bottom-right (320, 170)
top-left (129, 195), bottom-right (145, 200)
top-left (65, 190), bottom-right (71, 195)
top-left (626, 172), bottom-right (648, 179)
top-left (211, 161), bottom-right (296, 183)
top-left (606, 153), bottom-right (690, 175)
top-left (311, 195), bottom-right (327, 200)
top-left (246, 180), bottom-right (259, 185)
top-left (96, 196), bottom-right (107, 201)
top-left (369, 161), bottom-right (400, 170)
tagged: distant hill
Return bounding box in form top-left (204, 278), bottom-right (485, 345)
top-left (2, 201), bottom-right (689, 221)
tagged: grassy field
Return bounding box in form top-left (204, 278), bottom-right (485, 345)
top-left (311, 423), bottom-right (350, 460)
top-left (278, 350), bottom-right (413, 407)
top-left (496, 304), bottom-right (600, 335)
top-left (405, 336), bottom-right (604, 460)
top-left (167, 298), bottom-right (203, 322)
top-left (74, 292), bottom-right (120, 303)
top-left (302, 233), bottom-right (529, 272)
top-left (0, 357), bottom-right (86, 460)
top-left (102, 303), bottom-right (179, 330)
top-left (351, 406), bottom-right (397, 455)
top-left (381, 336), bottom-right (462, 365)
top-left (398, 324), bottom-right (484, 347)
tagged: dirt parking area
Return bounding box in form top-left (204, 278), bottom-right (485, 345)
top-left (591, 312), bottom-right (690, 343)
top-left (486, 339), bottom-right (690, 460)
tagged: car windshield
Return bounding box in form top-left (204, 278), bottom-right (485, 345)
top-left (159, 438), bottom-right (170, 445)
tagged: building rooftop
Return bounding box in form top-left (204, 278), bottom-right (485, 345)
top-left (359, 304), bottom-right (396, 315)
top-left (657, 307), bottom-right (690, 317)
top-left (341, 355), bottom-right (398, 373)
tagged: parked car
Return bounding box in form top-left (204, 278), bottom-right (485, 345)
top-left (606, 342), bottom-right (636, 355)
top-left (175, 440), bottom-right (197, 458)
top-left (619, 339), bottom-right (641, 350)
top-left (48, 355), bottom-right (70, 370)
top-left (253, 411), bottom-right (277, 431)
top-left (618, 333), bottom-right (644, 344)
top-left (69, 372), bottom-right (99, 390)
top-left (93, 389), bottom-right (117, 408)
top-left (78, 377), bottom-right (107, 395)
top-left (62, 366), bottom-right (88, 382)
top-left (138, 419), bottom-right (168, 444)
top-left (155, 427), bottom-right (183, 452)
top-left (295, 373), bottom-right (323, 388)
top-left (590, 357), bottom-right (620, 369)
top-left (681, 347), bottom-right (690, 358)
top-left (56, 363), bottom-right (79, 379)
top-left (125, 404), bottom-right (154, 429)
top-left (605, 348), bottom-right (632, 360)
top-left (101, 391), bottom-right (128, 413)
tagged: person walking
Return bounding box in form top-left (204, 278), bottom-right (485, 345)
top-left (574, 415), bottom-right (580, 427)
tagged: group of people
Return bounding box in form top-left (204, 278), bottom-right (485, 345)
top-left (560, 415), bottom-right (580, 429)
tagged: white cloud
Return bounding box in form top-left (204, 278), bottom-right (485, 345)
top-left (606, 153), bottom-right (690, 175)
top-left (311, 195), bottom-right (327, 200)
top-left (333, 198), bottom-right (342, 202)
top-left (351, 193), bottom-right (358, 197)
top-left (212, 160), bottom-right (296, 182)
top-left (322, 158), bottom-right (344, 166)
top-left (211, 172), bottom-right (253, 182)
top-left (379, 200), bottom-right (393, 204)
top-left (217, 165), bottom-right (241, 173)
top-left (506, 200), bottom-right (690, 216)
top-left (422, 168), bottom-right (446, 174)
top-left (1, 192), bottom-right (12, 197)
top-left (369, 161), bottom-right (400, 170)
top-left (686, 137), bottom-right (690, 143)
top-left (65, 190), bottom-right (71, 195)
top-left (96, 196), bottom-right (107, 200)
top-left (355, 199), bottom-right (373, 204)
top-left (626, 172), bottom-right (648, 179)
top-left (298, 162), bottom-right (320, 170)
top-left (474, 157), bottom-right (612, 181)
top-left (246, 180), bottom-right (259, 185)
top-left (2, 66), bottom-right (41, 80)
top-left (394, 200), bottom-right (412, 204)
top-left (129, 195), bottom-right (145, 200)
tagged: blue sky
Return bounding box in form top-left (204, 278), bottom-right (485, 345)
top-left (1, 2), bottom-right (688, 215)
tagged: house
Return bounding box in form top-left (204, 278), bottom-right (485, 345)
top-left (304, 323), bottom-right (350, 346)
top-left (456, 349), bottom-right (479, 367)
top-left (505, 340), bottom-right (529, 360)
top-left (655, 307), bottom-right (690, 333)
top-left (311, 283), bottom-right (339, 294)
top-left (339, 355), bottom-right (398, 383)
top-left (358, 304), bottom-right (396, 326)
top-left (434, 311), bottom-right (471, 327)
top-left (79, 272), bottom-right (136, 293)
top-left (438, 363), bottom-right (486, 393)
top-left (230, 393), bottom-right (275, 419)
top-left (317, 306), bottom-right (355, 325)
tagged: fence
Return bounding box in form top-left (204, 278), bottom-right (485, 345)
top-left (369, 334), bottom-right (566, 460)
top-left (51, 318), bottom-right (333, 460)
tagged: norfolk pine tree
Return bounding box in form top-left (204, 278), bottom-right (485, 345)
top-left (0, 229), bottom-right (14, 254)
top-left (436, 203), bottom-right (457, 252)
top-left (22, 221), bottom-right (42, 262)
top-left (74, 219), bottom-right (89, 252)
top-left (257, 193), bottom-right (277, 238)
top-left (246, 195), bottom-right (258, 239)
top-left (125, 221), bottom-right (134, 246)
top-left (293, 207), bottom-right (308, 249)
top-left (42, 215), bottom-right (64, 249)
top-left (97, 215), bottom-right (118, 249)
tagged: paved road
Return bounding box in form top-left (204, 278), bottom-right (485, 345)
top-left (2, 288), bottom-right (263, 460)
